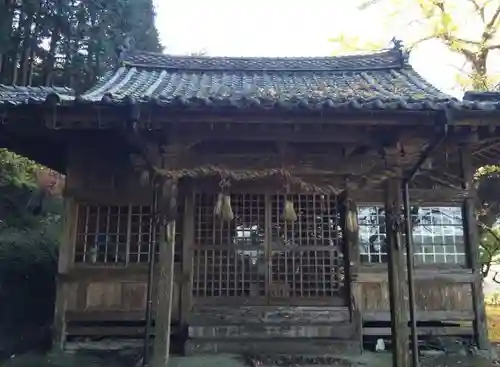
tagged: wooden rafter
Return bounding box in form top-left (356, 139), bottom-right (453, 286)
top-left (473, 137), bottom-right (500, 157)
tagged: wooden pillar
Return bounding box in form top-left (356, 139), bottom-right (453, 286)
top-left (460, 143), bottom-right (489, 350)
top-left (152, 179), bottom-right (178, 367)
top-left (384, 178), bottom-right (409, 367)
top-left (341, 192), bottom-right (362, 352)
top-left (180, 191), bottom-right (195, 327)
top-left (53, 197), bottom-right (77, 351)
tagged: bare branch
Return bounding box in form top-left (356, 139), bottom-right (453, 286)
top-left (466, 0), bottom-right (485, 22)
top-left (484, 261), bottom-right (492, 278)
top-left (493, 271), bottom-right (500, 284)
top-left (409, 34), bottom-right (481, 52)
top-left (407, 17), bottom-right (428, 27)
top-left (454, 38), bottom-right (481, 46)
top-left (357, 0), bottom-right (382, 10)
top-left (450, 60), bottom-right (471, 74)
top-left (426, 1), bottom-right (480, 62)
top-left (486, 43), bottom-right (500, 50)
top-left (485, 2), bottom-right (500, 37)
top-left (468, 0), bottom-right (481, 12)
top-left (441, 35), bottom-right (478, 63)
top-left (407, 35), bottom-right (437, 50)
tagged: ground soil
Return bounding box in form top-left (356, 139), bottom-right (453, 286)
top-left (4, 307), bottom-right (500, 366)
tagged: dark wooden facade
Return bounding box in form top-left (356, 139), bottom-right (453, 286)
top-left (2, 43), bottom-right (500, 366)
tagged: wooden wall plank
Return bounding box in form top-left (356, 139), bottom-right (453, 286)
top-left (64, 279), bottom-right (180, 322)
top-left (354, 282), bottom-right (473, 313)
top-left (356, 269), bottom-right (475, 283)
top-left (122, 282), bottom-right (148, 311)
top-left (363, 310), bottom-right (474, 322)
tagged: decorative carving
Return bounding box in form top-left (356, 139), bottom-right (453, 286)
top-left (391, 37), bottom-right (409, 65)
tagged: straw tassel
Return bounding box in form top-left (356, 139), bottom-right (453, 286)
top-left (221, 194), bottom-right (234, 221)
top-left (139, 170), bottom-right (150, 186)
top-left (345, 199), bottom-right (358, 233)
top-left (214, 193), bottom-right (234, 221)
top-left (346, 209), bottom-right (358, 233)
top-left (89, 244), bottom-right (98, 264)
top-left (214, 193), bottom-right (223, 217)
top-left (282, 198), bottom-right (297, 223)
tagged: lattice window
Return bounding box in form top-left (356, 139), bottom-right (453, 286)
top-left (413, 207), bottom-right (466, 265)
top-left (75, 205), bottom-right (129, 264)
top-left (74, 204), bottom-right (182, 265)
top-left (358, 206), bottom-right (387, 264)
top-left (270, 194), bottom-right (344, 298)
top-left (358, 205), bottom-right (466, 265)
top-left (193, 194), bottom-right (266, 297)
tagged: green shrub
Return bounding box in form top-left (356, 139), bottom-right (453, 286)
top-left (0, 150), bottom-right (63, 359)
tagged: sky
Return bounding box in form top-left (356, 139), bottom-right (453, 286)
top-left (153, 0), bottom-right (474, 98)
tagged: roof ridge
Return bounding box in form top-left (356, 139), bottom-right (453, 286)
top-left (122, 47), bottom-right (396, 60)
top-left (118, 48), bottom-right (405, 72)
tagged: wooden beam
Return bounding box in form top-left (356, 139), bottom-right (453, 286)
top-left (32, 107), bottom-right (436, 129)
top-left (152, 179), bottom-right (178, 367)
top-left (384, 178), bottom-right (410, 367)
top-left (350, 187), bottom-right (470, 203)
top-left (460, 143), bottom-right (489, 350)
top-left (177, 125), bottom-right (374, 143)
top-left (473, 138), bottom-right (500, 158)
top-left (160, 151), bottom-right (382, 176)
top-left (167, 123), bottom-right (441, 144)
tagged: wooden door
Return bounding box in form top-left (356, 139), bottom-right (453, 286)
top-left (267, 194), bottom-right (346, 306)
top-left (191, 193), bottom-right (346, 306)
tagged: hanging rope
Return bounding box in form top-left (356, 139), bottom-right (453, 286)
top-left (151, 165), bottom-right (344, 195)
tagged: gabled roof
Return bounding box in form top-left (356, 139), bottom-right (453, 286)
top-left (2, 46), bottom-right (500, 112)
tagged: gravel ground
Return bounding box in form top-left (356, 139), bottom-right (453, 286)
top-left (1, 348), bottom-right (499, 367)
top-left (243, 352), bottom-right (497, 367)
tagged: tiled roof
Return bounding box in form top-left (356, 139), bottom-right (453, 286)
top-left (2, 47), bottom-right (500, 112)
top-left (0, 85), bottom-right (74, 105)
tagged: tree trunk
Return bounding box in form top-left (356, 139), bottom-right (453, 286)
top-left (18, 2), bottom-right (33, 86)
top-left (27, 43), bottom-right (35, 86)
top-left (471, 53), bottom-right (489, 91)
top-left (43, 0), bottom-right (63, 86)
top-left (0, 0), bottom-right (15, 82)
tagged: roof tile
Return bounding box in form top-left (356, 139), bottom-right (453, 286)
top-left (2, 48), bottom-right (500, 112)
top-left (0, 85), bottom-right (74, 105)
